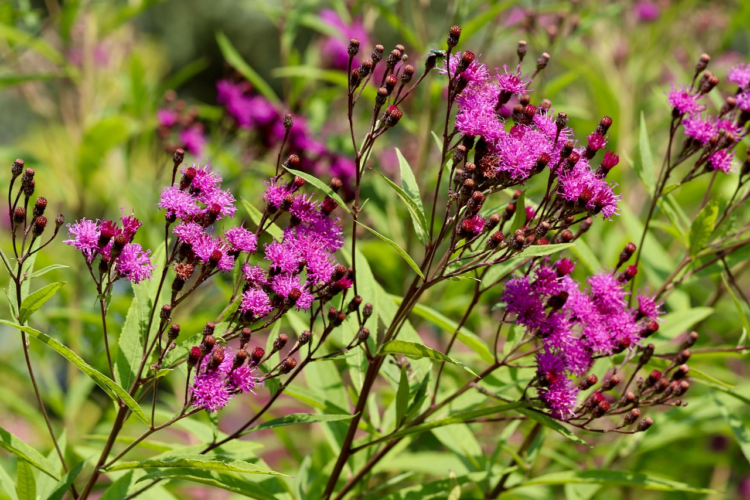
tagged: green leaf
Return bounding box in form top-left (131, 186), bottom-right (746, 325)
top-left (516, 409), bottom-right (588, 446)
top-left (0, 24), bottom-right (66, 65)
top-left (0, 321), bottom-right (149, 425)
top-left (27, 265), bottom-right (69, 279)
top-left (382, 402), bottom-right (529, 443)
top-left (395, 148), bottom-right (426, 216)
top-left (284, 167), bottom-right (350, 214)
top-left (0, 426), bottom-right (58, 480)
top-left (379, 340), bottom-right (476, 376)
top-left (240, 198), bottom-right (283, 240)
top-left (723, 273), bottom-right (750, 335)
top-left (396, 298), bottom-right (493, 363)
top-left (689, 197), bottom-right (721, 256)
top-left (378, 173), bottom-right (428, 245)
top-left (714, 393), bottom-right (750, 464)
top-left (216, 32), bottom-right (279, 105)
top-left (514, 243), bottom-right (574, 259)
top-left (46, 459), bottom-right (86, 500)
top-left (240, 413), bottom-right (355, 437)
top-left (634, 112), bottom-right (657, 196)
top-left (105, 455), bottom-right (287, 476)
top-left (462, 0), bottom-right (515, 34)
top-left (0, 462), bottom-right (17, 500)
top-left (509, 191), bottom-right (526, 235)
top-left (514, 469), bottom-right (715, 493)
top-left (18, 282), bottom-right (65, 323)
top-left (14, 460), bottom-right (35, 500)
top-left (355, 222), bottom-right (424, 278)
top-left (656, 307), bottom-right (713, 339)
top-left (115, 281), bottom-right (152, 390)
top-left (396, 366), bottom-right (410, 425)
top-left (135, 469), bottom-right (278, 500)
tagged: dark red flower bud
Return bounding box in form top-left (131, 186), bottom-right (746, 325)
top-left (160, 304), bottom-right (172, 320)
top-left (208, 346), bottom-right (225, 370)
top-left (274, 333), bottom-right (289, 351)
top-left (624, 408), bottom-right (641, 425)
top-left (578, 373), bottom-right (598, 390)
top-left (33, 197), bottom-right (47, 217)
top-left (602, 375), bottom-right (620, 391)
top-left (637, 417), bottom-right (653, 432)
top-left (11, 158), bottom-right (24, 178)
top-left (173, 148), bottom-right (185, 167)
top-left (447, 25), bottom-right (461, 47)
top-left (280, 357), bottom-right (297, 374)
top-left (348, 38), bottom-right (360, 56)
top-left (672, 364), bottom-right (690, 380)
top-left (357, 327), bottom-right (370, 341)
top-left (372, 45), bottom-right (384, 63)
top-left (32, 216), bottom-right (47, 236)
top-left (536, 52), bottom-right (550, 71)
top-left (384, 105), bottom-right (403, 127)
top-left (251, 347), bottom-right (265, 364)
top-left (188, 346), bottom-right (202, 368)
top-left (385, 74), bottom-right (398, 93)
top-left (298, 330), bottom-right (312, 345)
top-left (240, 328), bottom-right (251, 348)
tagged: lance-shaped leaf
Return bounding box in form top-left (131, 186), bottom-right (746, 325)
top-left (240, 413), bottom-right (355, 437)
top-left (379, 340), bottom-right (476, 376)
top-left (379, 172), bottom-right (428, 244)
top-left (355, 222), bottom-right (425, 278)
top-left (516, 408), bottom-right (588, 446)
top-left (0, 426), bottom-right (59, 480)
top-left (216, 32), bottom-right (279, 105)
top-left (0, 321), bottom-right (148, 425)
top-left (105, 455), bottom-right (286, 476)
top-left (283, 167), bottom-right (351, 214)
top-left (241, 198), bottom-right (283, 240)
top-left (18, 282), bottom-right (65, 324)
top-left (514, 469), bottom-right (716, 493)
top-left (689, 197), bottom-right (721, 256)
top-left (135, 469), bottom-right (278, 500)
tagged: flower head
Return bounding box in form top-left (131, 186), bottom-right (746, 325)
top-left (729, 63), bottom-right (750, 89)
top-left (116, 243), bottom-right (153, 284)
top-left (667, 86), bottom-right (704, 115)
top-left (64, 218), bottom-right (100, 262)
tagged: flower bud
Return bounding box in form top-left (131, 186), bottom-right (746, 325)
top-left (173, 148), bottom-right (185, 167)
top-left (280, 357), bottom-right (297, 374)
top-left (273, 333), bottom-right (289, 352)
top-left (536, 52), bottom-right (550, 71)
top-left (240, 328), bottom-right (251, 348)
top-left (578, 373), bottom-right (598, 390)
top-left (676, 349), bottom-right (691, 364)
top-left (387, 49), bottom-right (401, 68)
top-left (487, 231), bottom-right (505, 249)
top-left (384, 105), bottom-right (403, 127)
top-left (348, 38), bottom-right (360, 57)
top-left (350, 67), bottom-right (361, 87)
top-left (32, 197), bottom-right (47, 218)
top-left (672, 364), bottom-right (690, 380)
top-left (188, 346), bottom-right (202, 368)
top-left (456, 51), bottom-right (475, 74)
top-left (641, 319), bottom-right (658, 338)
top-left (357, 327), bottom-right (370, 341)
top-left (359, 59), bottom-right (373, 78)
top-left (363, 303), bottom-right (373, 320)
top-left (622, 265), bottom-right (638, 282)
top-left (385, 74), bottom-right (398, 93)
top-left (619, 242), bottom-right (636, 263)
top-left (168, 323), bottom-right (181, 341)
top-left (696, 53), bottom-right (710, 73)
top-left (348, 295), bottom-right (363, 312)
top-left (372, 44), bottom-right (384, 63)
top-left (640, 343), bottom-right (655, 364)
top-left (251, 346), bottom-right (265, 364)
top-left (447, 25), bottom-right (461, 47)
top-left (624, 408), bottom-right (641, 425)
top-left (517, 40), bottom-right (527, 61)
top-left (683, 331), bottom-right (699, 348)
top-left (637, 417), bottom-right (653, 432)
top-left (334, 311), bottom-right (347, 326)
top-left (30, 216), bottom-right (46, 237)
top-left (283, 113), bottom-right (293, 130)
top-left (201, 334), bottom-right (216, 354)
top-left (298, 330), bottom-right (312, 346)
top-left (233, 349), bottom-right (248, 369)
top-left (208, 346), bottom-right (225, 370)
top-left (645, 369), bottom-right (661, 387)
top-left (596, 116), bottom-right (613, 135)
top-left (11, 159), bottom-right (24, 178)
top-left (602, 375), bottom-right (620, 391)
top-left (55, 214), bottom-right (65, 227)
top-left (401, 64), bottom-right (415, 83)
top-left (160, 304), bottom-right (172, 320)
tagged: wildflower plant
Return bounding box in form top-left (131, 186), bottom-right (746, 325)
top-left (3, 18), bottom-right (750, 500)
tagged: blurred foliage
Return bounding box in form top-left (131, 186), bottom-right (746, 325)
top-left (1, 0), bottom-right (750, 498)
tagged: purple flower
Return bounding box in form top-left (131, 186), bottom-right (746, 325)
top-left (242, 264), bottom-right (268, 287)
top-left (239, 288), bottom-right (273, 318)
top-left (157, 109), bottom-right (178, 127)
top-left (729, 63), bottom-right (750, 89)
top-left (536, 351), bottom-right (579, 420)
top-left (180, 126), bottom-right (206, 156)
top-left (496, 65), bottom-right (532, 95)
top-left (454, 83), bottom-right (504, 141)
top-left (265, 240), bottom-right (302, 274)
top-left (193, 234), bottom-right (235, 272)
top-left (158, 185), bottom-right (199, 219)
top-left (737, 92), bottom-right (750, 112)
top-left (64, 218), bottom-right (100, 262)
top-left (173, 221), bottom-right (204, 246)
top-left (666, 86), bottom-right (704, 115)
top-left (502, 277), bottom-right (546, 331)
top-left (496, 126), bottom-right (550, 181)
top-left (637, 294), bottom-right (662, 320)
top-left (555, 258), bottom-right (575, 276)
top-left (120, 214), bottom-right (143, 241)
top-left (192, 371), bottom-right (230, 412)
top-left (462, 215), bottom-right (486, 236)
top-left (290, 193), bottom-right (319, 224)
top-left (271, 274), bottom-right (314, 310)
top-left (263, 179), bottom-right (292, 209)
top-left (223, 226), bottom-right (257, 253)
top-left (683, 115), bottom-right (715, 144)
top-left (228, 364), bottom-right (258, 393)
top-left (633, 1), bottom-right (660, 22)
top-left (708, 149), bottom-right (735, 174)
top-left (116, 243), bottom-right (153, 284)
top-left (587, 272), bottom-right (626, 315)
top-left (440, 52), bottom-right (490, 85)
top-left (318, 9), bottom-right (369, 70)
top-left (587, 133), bottom-right (607, 151)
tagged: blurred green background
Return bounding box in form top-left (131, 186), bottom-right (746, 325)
top-left (2, 0), bottom-right (750, 498)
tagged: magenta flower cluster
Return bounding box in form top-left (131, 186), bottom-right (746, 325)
top-left (502, 259), bottom-right (662, 419)
top-left (64, 214), bottom-right (154, 284)
top-left (192, 345), bottom-right (260, 412)
top-left (449, 54), bottom-right (621, 220)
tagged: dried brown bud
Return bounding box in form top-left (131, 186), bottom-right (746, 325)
top-left (448, 25), bottom-right (462, 47)
top-left (280, 357), bottom-right (297, 374)
top-left (298, 330), bottom-right (312, 346)
top-left (401, 64), bottom-right (415, 83)
top-left (273, 333), bottom-right (289, 351)
top-left (284, 113), bottom-right (293, 130)
top-left (363, 303), bottom-right (374, 320)
top-left (637, 417), bottom-right (653, 432)
top-left (517, 40), bottom-right (527, 61)
top-left (160, 305), bottom-right (172, 320)
top-left (536, 52), bottom-right (550, 71)
top-left (11, 159), bottom-right (24, 178)
top-left (348, 38), bottom-right (360, 56)
top-left (624, 408), bottom-right (641, 425)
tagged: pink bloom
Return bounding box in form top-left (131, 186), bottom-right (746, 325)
top-left (318, 9), bottom-right (369, 70)
top-left (708, 149), bottom-right (735, 174)
top-left (729, 63), bottom-right (750, 89)
top-left (64, 218), bottom-right (100, 262)
top-left (496, 65), bottom-right (532, 94)
top-left (180, 126), bottom-right (206, 156)
top-left (666, 85), bottom-right (704, 115)
top-left (633, 1), bottom-right (660, 22)
top-left (223, 226), bottom-right (257, 253)
top-left (157, 109), bottom-right (178, 127)
top-left (239, 288), bottom-right (273, 318)
top-left (116, 243), bottom-right (153, 284)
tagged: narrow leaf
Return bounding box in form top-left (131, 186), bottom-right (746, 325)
top-left (689, 197), bottom-right (721, 256)
top-left (0, 426), bottom-right (58, 480)
top-left (378, 173), bottom-right (428, 244)
top-left (516, 409), bottom-right (588, 446)
top-left (722, 273), bottom-right (750, 335)
top-left (115, 281), bottom-right (152, 390)
top-left (395, 148), bottom-right (425, 214)
top-left (284, 167), bottom-right (350, 214)
top-left (514, 243), bottom-right (574, 259)
top-left (239, 413), bottom-right (355, 437)
top-left (46, 459), bottom-right (86, 500)
top-left (656, 307), bottom-right (713, 339)
top-left (515, 469), bottom-right (715, 493)
top-left (14, 460), bottom-right (35, 500)
top-left (355, 222), bottom-right (424, 278)
top-left (215, 32), bottom-right (280, 105)
top-left (379, 340), bottom-right (476, 376)
top-left (0, 321), bottom-right (148, 425)
top-left (135, 469), bottom-right (278, 500)
top-left (396, 366), bottom-right (410, 425)
top-left (27, 265), bottom-right (69, 279)
top-left (105, 455), bottom-right (286, 476)
top-left (714, 393), bottom-right (750, 464)
top-left (18, 282), bottom-right (65, 323)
